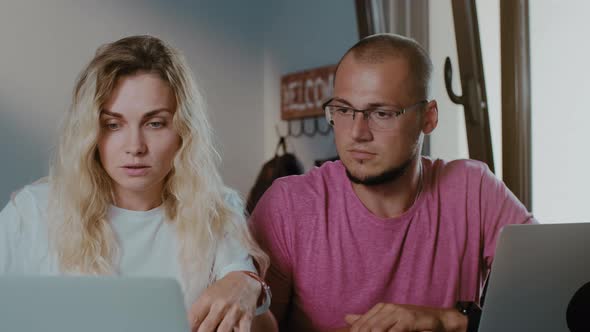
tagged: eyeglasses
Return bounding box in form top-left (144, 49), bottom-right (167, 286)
top-left (323, 99), bottom-right (428, 131)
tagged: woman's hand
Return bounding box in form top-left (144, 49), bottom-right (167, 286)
top-left (188, 271), bottom-right (261, 332)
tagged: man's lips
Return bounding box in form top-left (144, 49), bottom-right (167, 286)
top-left (348, 149), bottom-right (376, 160)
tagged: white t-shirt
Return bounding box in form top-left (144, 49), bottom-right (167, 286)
top-left (0, 182), bottom-right (256, 305)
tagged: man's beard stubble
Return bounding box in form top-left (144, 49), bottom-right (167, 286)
top-left (345, 154), bottom-right (416, 187)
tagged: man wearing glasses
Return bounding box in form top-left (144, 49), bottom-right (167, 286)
top-left (250, 33), bottom-right (533, 332)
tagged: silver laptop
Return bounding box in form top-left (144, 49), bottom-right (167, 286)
top-left (0, 276), bottom-right (189, 332)
top-left (479, 223), bottom-right (590, 332)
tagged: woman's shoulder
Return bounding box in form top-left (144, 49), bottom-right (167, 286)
top-left (220, 186), bottom-right (244, 210)
top-left (0, 179), bottom-right (52, 273)
top-left (10, 179), bottom-right (50, 211)
top-left (1, 179), bottom-right (50, 232)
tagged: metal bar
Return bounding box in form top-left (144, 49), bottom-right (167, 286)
top-left (355, 0), bottom-right (375, 38)
top-left (449, 0), bottom-right (495, 173)
top-left (501, 0), bottom-right (532, 210)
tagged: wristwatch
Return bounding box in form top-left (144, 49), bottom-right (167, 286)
top-left (455, 301), bottom-right (482, 332)
top-left (241, 271), bottom-right (272, 316)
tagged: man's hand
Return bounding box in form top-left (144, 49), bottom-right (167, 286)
top-left (188, 271), bottom-right (261, 332)
top-left (345, 303), bottom-right (467, 332)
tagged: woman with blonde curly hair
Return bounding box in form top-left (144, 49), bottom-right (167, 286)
top-left (0, 35), bottom-right (275, 332)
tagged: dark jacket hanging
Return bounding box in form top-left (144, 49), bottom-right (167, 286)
top-left (246, 137), bottom-right (303, 214)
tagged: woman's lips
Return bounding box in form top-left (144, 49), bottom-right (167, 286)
top-left (121, 166), bottom-right (150, 176)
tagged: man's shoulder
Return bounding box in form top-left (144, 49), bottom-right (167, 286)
top-left (428, 157), bottom-right (492, 179)
top-left (252, 160), bottom-right (345, 220)
top-left (426, 158), bottom-right (511, 206)
top-left (272, 160), bottom-right (345, 196)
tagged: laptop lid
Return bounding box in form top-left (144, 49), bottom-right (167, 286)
top-left (0, 276), bottom-right (189, 332)
top-left (479, 223), bottom-right (590, 332)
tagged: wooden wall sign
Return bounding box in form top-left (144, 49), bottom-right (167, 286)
top-left (280, 64), bottom-right (337, 120)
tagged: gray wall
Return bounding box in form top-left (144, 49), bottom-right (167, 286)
top-left (261, 0), bottom-right (358, 170)
top-left (0, 0), bottom-right (269, 206)
top-left (0, 0), bottom-right (359, 207)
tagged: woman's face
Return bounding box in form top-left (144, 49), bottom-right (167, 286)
top-left (97, 72), bottom-right (180, 208)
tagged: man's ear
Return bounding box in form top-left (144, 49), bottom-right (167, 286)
top-left (421, 100), bottom-right (438, 135)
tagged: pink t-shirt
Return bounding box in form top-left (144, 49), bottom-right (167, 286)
top-left (250, 158), bottom-right (534, 331)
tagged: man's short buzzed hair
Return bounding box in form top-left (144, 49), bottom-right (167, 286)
top-left (337, 33), bottom-right (433, 100)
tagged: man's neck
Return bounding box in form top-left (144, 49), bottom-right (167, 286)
top-left (350, 159), bottom-right (422, 219)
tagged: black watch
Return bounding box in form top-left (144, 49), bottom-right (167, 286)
top-left (455, 301), bottom-right (482, 332)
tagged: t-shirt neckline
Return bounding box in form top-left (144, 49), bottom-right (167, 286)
top-left (339, 158), bottom-right (429, 227)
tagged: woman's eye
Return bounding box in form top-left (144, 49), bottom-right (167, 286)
top-left (105, 123), bottom-right (120, 130)
top-left (147, 122), bottom-right (165, 129)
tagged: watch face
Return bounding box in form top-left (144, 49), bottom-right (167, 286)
top-left (457, 304), bottom-right (469, 315)
top-left (456, 301), bottom-right (482, 332)
top-left (456, 301), bottom-right (479, 315)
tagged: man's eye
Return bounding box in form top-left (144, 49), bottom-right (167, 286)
top-left (335, 108), bottom-right (353, 115)
top-left (373, 111), bottom-right (394, 119)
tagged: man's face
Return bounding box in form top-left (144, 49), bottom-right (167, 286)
top-left (97, 72), bottom-right (180, 199)
top-left (331, 56), bottom-right (437, 185)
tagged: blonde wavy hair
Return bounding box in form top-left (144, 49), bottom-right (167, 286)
top-left (48, 35), bottom-right (268, 298)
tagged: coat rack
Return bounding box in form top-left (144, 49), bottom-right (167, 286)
top-left (282, 117), bottom-right (332, 138)
top-left (280, 64), bottom-right (337, 138)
